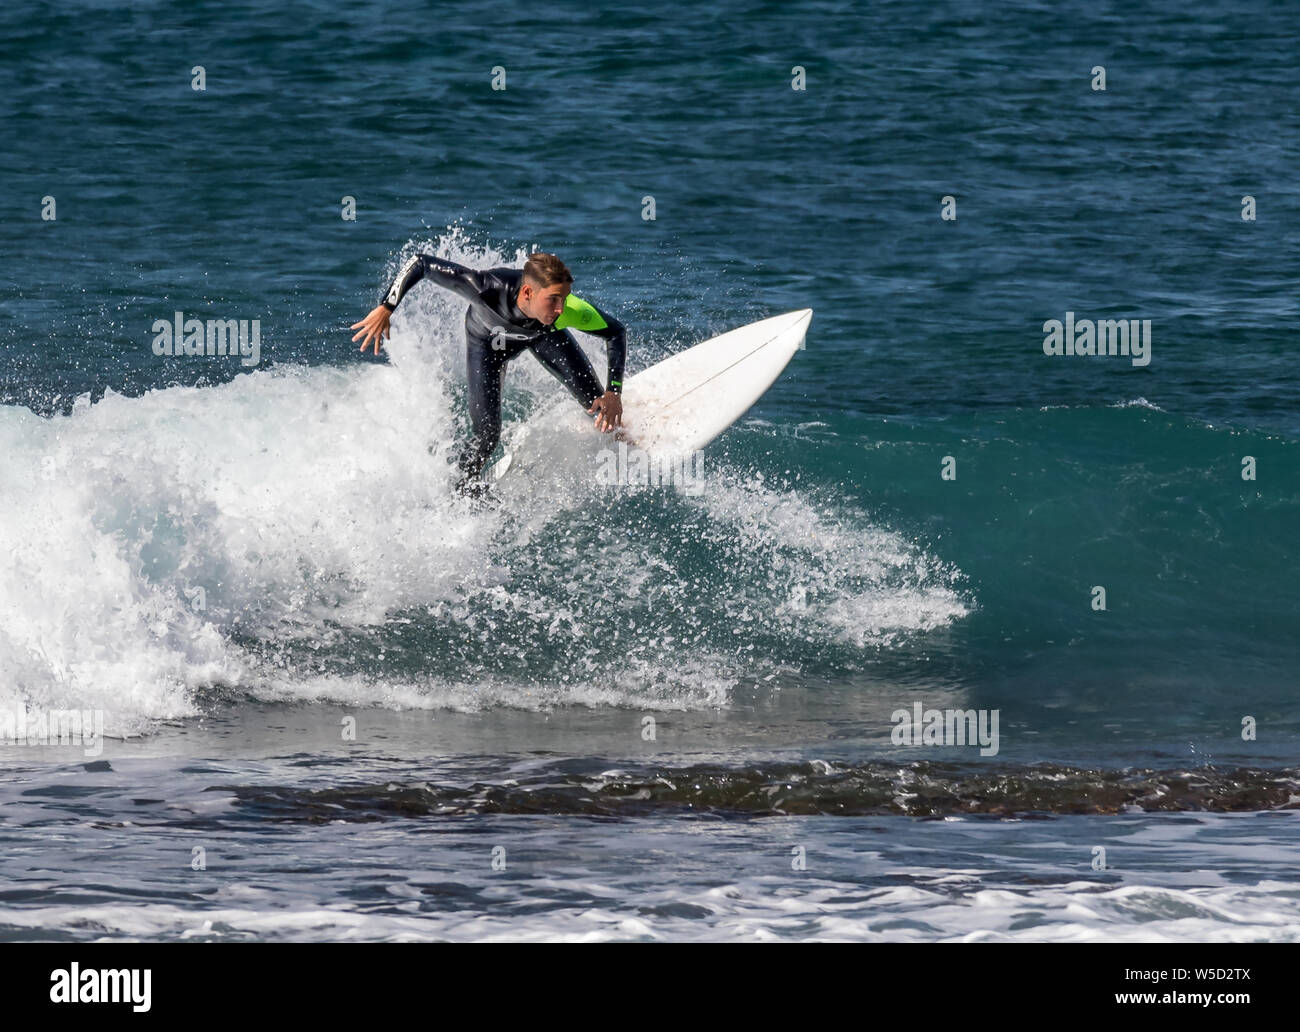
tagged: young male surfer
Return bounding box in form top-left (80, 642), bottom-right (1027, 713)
top-left (351, 252), bottom-right (626, 497)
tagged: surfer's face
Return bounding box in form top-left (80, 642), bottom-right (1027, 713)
top-left (519, 280), bottom-right (570, 325)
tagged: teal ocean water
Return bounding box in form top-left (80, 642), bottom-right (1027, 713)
top-left (1, 0), bottom-right (1297, 941)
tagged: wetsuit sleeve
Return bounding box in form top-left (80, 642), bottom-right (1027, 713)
top-left (588, 306), bottom-right (627, 394)
top-left (379, 254), bottom-right (485, 311)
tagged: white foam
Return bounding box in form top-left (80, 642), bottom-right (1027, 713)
top-left (2, 876), bottom-right (1295, 943)
top-left (1112, 397), bottom-right (1165, 411)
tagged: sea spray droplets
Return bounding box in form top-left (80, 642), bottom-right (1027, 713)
top-left (685, 469), bottom-right (969, 648)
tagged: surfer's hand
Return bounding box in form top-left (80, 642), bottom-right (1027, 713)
top-left (351, 305), bottom-right (392, 355)
top-left (588, 391), bottom-right (623, 432)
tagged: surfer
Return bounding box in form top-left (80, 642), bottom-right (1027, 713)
top-left (352, 252), bottom-right (625, 497)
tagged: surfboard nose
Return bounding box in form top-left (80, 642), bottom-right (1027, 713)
top-left (789, 308), bottom-right (812, 346)
top-left (782, 308), bottom-right (813, 334)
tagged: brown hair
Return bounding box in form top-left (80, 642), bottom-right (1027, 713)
top-left (523, 252), bottom-right (573, 288)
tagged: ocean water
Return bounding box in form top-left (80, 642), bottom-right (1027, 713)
top-left (1, 0), bottom-right (1298, 942)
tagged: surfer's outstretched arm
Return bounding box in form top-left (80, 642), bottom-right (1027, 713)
top-left (352, 255), bottom-right (487, 355)
top-left (380, 254), bottom-right (486, 311)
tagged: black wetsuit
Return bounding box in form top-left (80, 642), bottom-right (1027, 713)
top-left (379, 255), bottom-right (626, 484)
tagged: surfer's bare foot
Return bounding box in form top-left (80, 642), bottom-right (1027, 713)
top-left (454, 476), bottom-right (492, 502)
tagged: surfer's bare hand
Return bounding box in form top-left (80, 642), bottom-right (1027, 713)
top-left (351, 305), bottom-right (392, 355)
top-left (588, 391), bottom-right (623, 432)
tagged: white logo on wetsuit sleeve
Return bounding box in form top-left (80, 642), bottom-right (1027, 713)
top-left (386, 255), bottom-right (422, 306)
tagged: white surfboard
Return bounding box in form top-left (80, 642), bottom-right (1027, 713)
top-left (490, 308), bottom-right (812, 481)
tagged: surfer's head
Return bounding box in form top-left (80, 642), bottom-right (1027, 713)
top-left (518, 253), bottom-right (573, 325)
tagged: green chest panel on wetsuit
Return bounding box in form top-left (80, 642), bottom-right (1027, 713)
top-left (553, 294), bottom-right (608, 332)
